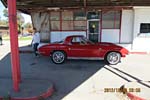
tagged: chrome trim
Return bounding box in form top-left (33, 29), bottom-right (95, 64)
top-left (67, 57), bottom-right (104, 60)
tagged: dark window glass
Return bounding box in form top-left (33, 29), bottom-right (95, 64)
top-left (87, 12), bottom-right (100, 19)
top-left (74, 11), bottom-right (86, 20)
top-left (115, 11), bottom-right (121, 29)
top-left (102, 11), bottom-right (121, 29)
top-left (140, 23), bottom-right (150, 33)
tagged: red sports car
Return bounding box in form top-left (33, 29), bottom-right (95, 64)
top-left (38, 35), bottom-right (129, 65)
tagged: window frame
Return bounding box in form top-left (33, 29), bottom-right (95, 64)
top-left (50, 11), bottom-right (87, 31)
top-left (102, 10), bottom-right (121, 29)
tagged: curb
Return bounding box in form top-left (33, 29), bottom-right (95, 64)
top-left (0, 85), bottom-right (54, 100)
top-left (127, 93), bottom-right (145, 100)
top-left (129, 52), bottom-right (148, 55)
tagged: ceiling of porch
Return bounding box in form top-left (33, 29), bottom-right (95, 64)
top-left (1, 0), bottom-right (150, 14)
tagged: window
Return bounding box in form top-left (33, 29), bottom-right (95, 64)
top-left (74, 21), bottom-right (86, 30)
top-left (50, 12), bottom-right (60, 20)
top-left (50, 11), bottom-right (87, 31)
top-left (62, 21), bottom-right (73, 30)
top-left (87, 11), bottom-right (100, 19)
top-left (50, 12), bottom-right (60, 30)
top-left (71, 37), bottom-right (87, 45)
top-left (102, 11), bottom-right (121, 29)
top-left (62, 11), bottom-right (73, 20)
top-left (62, 11), bottom-right (73, 30)
top-left (72, 37), bottom-right (81, 43)
top-left (140, 23), bottom-right (150, 33)
top-left (74, 11), bottom-right (86, 20)
top-left (74, 10), bottom-right (86, 30)
top-left (51, 21), bottom-right (60, 30)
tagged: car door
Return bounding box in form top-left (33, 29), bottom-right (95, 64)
top-left (84, 44), bottom-right (101, 57)
top-left (67, 37), bottom-right (101, 57)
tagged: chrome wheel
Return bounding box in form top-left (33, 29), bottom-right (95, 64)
top-left (106, 52), bottom-right (121, 65)
top-left (51, 51), bottom-right (65, 64)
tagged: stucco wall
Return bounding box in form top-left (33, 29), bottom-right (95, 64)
top-left (132, 7), bottom-right (150, 52)
top-left (133, 7), bottom-right (150, 38)
top-left (101, 29), bottom-right (120, 43)
top-left (121, 10), bottom-right (133, 43)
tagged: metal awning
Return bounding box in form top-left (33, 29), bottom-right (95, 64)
top-left (1, 0), bottom-right (150, 14)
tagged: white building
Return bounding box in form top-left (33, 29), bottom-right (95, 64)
top-left (2, 0), bottom-right (150, 53)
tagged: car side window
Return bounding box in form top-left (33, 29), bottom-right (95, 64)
top-left (71, 37), bottom-right (80, 45)
top-left (71, 37), bottom-right (87, 45)
top-left (72, 37), bottom-right (80, 43)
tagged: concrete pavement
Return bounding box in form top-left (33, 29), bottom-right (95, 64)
top-left (62, 55), bottom-right (150, 100)
top-left (0, 40), bottom-right (150, 100)
top-left (0, 40), bottom-right (54, 99)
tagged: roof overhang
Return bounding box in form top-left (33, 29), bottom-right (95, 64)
top-left (1, 0), bottom-right (150, 14)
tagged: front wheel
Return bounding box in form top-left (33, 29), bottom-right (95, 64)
top-left (51, 51), bottom-right (66, 64)
top-left (105, 52), bottom-right (121, 65)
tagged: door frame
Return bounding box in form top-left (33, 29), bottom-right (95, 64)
top-left (87, 19), bottom-right (100, 42)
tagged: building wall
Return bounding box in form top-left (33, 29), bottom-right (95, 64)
top-left (31, 9), bottom-right (150, 45)
top-left (132, 7), bottom-right (150, 52)
top-left (133, 7), bottom-right (150, 38)
top-left (120, 10), bottom-right (133, 43)
top-left (101, 29), bottom-right (120, 43)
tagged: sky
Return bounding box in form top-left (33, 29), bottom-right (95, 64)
top-left (0, 1), bottom-right (31, 23)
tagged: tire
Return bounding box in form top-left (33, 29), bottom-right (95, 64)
top-left (105, 52), bottom-right (121, 65)
top-left (51, 51), bottom-right (66, 64)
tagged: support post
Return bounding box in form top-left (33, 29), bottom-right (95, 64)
top-left (7, 0), bottom-right (21, 92)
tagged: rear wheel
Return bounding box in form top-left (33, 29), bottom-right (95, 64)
top-left (105, 52), bottom-right (121, 65)
top-left (51, 51), bottom-right (66, 64)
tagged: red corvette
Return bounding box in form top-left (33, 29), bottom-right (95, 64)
top-left (38, 35), bottom-right (128, 65)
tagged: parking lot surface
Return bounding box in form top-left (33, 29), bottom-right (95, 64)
top-left (0, 40), bottom-right (150, 100)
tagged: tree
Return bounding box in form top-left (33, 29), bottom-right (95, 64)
top-left (23, 22), bottom-right (33, 33)
top-left (17, 12), bottom-right (25, 34)
top-left (3, 8), bottom-right (8, 18)
top-left (3, 9), bottom-right (25, 34)
top-left (24, 22), bottom-right (32, 29)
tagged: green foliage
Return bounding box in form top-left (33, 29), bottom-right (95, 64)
top-left (3, 9), bottom-right (8, 18)
top-left (2, 9), bottom-right (26, 34)
top-left (24, 22), bottom-right (32, 29)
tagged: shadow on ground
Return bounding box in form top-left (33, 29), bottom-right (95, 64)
top-left (0, 45), bottom-right (106, 99)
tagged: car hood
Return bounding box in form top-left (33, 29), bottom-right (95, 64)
top-left (96, 42), bottom-right (123, 49)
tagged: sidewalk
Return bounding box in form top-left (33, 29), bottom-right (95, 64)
top-left (63, 54), bottom-right (150, 100)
